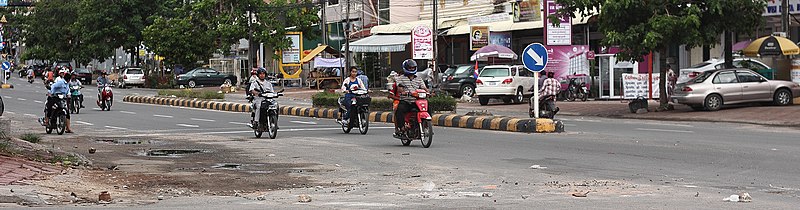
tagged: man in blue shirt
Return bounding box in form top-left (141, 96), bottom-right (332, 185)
top-left (42, 69), bottom-right (72, 133)
top-left (355, 68), bottom-right (369, 89)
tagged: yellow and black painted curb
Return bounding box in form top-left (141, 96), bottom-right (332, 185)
top-left (123, 95), bottom-right (562, 133)
top-left (1, 83), bottom-right (13, 89)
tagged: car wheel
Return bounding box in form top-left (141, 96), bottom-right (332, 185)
top-left (773, 89), bottom-right (792, 106)
top-left (478, 97), bottom-right (489, 106)
top-left (224, 78), bottom-right (232, 86)
top-left (460, 84), bottom-right (475, 98)
top-left (513, 88), bottom-right (523, 104)
top-left (703, 94), bottom-right (723, 111)
top-left (188, 80), bottom-right (196, 88)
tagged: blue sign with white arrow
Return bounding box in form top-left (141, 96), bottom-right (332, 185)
top-left (521, 43), bottom-right (548, 72)
top-left (1, 62), bottom-right (10, 71)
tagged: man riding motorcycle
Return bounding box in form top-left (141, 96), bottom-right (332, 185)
top-left (68, 73), bottom-right (85, 108)
top-left (40, 69), bottom-right (72, 133)
top-left (97, 70), bottom-right (110, 94)
top-left (393, 59), bottom-right (428, 138)
top-left (539, 71), bottom-right (560, 116)
top-left (338, 67), bottom-right (366, 125)
top-left (248, 68), bottom-right (276, 128)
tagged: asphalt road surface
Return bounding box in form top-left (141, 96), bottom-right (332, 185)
top-left (2, 76), bottom-right (799, 209)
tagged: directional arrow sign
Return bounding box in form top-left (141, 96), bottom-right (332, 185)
top-left (1, 62), bottom-right (9, 71)
top-left (521, 43), bottom-right (548, 72)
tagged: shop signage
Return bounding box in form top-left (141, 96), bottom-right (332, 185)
top-left (282, 33), bottom-right (302, 64)
top-left (490, 32), bottom-right (512, 49)
top-left (545, 0), bottom-right (571, 46)
top-left (512, 0), bottom-right (542, 22)
top-left (470, 26), bottom-right (490, 51)
top-left (622, 73), bottom-right (661, 99)
top-left (468, 13), bottom-right (510, 25)
top-left (411, 25), bottom-right (434, 60)
top-left (764, 0), bottom-right (800, 16)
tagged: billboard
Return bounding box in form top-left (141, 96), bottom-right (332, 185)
top-left (470, 26), bottom-right (490, 51)
top-left (411, 25), bottom-right (434, 60)
top-left (545, 0), bottom-right (571, 46)
top-left (512, 0), bottom-right (542, 22)
top-left (282, 33), bottom-right (302, 64)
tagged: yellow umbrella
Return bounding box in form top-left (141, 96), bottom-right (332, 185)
top-left (742, 35), bottom-right (800, 56)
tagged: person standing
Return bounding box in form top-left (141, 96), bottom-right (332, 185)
top-left (666, 64), bottom-right (677, 102)
top-left (416, 63), bottom-right (434, 89)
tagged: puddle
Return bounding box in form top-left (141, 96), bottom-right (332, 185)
top-left (144, 149), bottom-right (206, 157)
top-left (212, 163), bottom-right (242, 170)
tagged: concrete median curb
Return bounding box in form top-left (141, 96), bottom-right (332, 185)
top-left (123, 95), bottom-right (563, 133)
top-left (1, 84), bottom-right (13, 89)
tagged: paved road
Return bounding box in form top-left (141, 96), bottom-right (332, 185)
top-left (2, 77), bottom-right (799, 209)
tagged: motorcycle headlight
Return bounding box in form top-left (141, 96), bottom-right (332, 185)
top-left (418, 93), bottom-right (427, 98)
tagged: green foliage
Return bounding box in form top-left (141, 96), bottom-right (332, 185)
top-left (158, 89), bottom-right (224, 100)
top-left (20, 133), bottom-right (41, 144)
top-left (142, 17), bottom-right (215, 69)
top-left (50, 154), bottom-right (79, 166)
top-left (145, 74), bottom-right (176, 89)
top-left (312, 92), bottom-right (457, 112)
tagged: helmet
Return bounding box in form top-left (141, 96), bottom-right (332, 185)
top-left (401, 59), bottom-right (417, 76)
top-left (58, 69), bottom-right (69, 76)
top-left (256, 68), bottom-right (267, 75)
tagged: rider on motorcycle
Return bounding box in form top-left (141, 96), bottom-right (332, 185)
top-left (97, 70), bottom-right (110, 93)
top-left (393, 59), bottom-right (428, 138)
top-left (539, 71), bottom-right (560, 114)
top-left (41, 69), bottom-right (72, 133)
top-left (248, 68), bottom-right (276, 128)
top-left (68, 73), bottom-right (85, 108)
top-left (26, 68), bottom-right (34, 79)
top-left (338, 67), bottom-right (366, 125)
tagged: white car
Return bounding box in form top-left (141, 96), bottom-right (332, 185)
top-left (120, 68), bottom-right (145, 88)
top-left (475, 65), bottom-right (535, 105)
top-left (678, 58), bottom-right (772, 84)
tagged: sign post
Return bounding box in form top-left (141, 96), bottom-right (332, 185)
top-left (1, 61), bottom-right (10, 84)
top-left (522, 43), bottom-right (549, 118)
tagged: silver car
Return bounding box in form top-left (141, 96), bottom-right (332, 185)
top-left (673, 68), bottom-right (800, 111)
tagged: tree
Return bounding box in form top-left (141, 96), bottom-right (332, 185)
top-left (551, 0), bottom-right (767, 109)
top-left (19, 0), bottom-right (82, 62)
top-left (142, 16), bottom-right (215, 69)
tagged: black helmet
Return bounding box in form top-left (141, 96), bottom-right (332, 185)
top-left (401, 59), bottom-right (417, 76)
top-left (256, 67), bottom-right (267, 75)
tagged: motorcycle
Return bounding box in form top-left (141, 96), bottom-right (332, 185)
top-left (251, 90), bottom-right (284, 139)
top-left (338, 88), bottom-right (371, 135)
top-left (97, 84), bottom-right (113, 111)
top-left (530, 95), bottom-right (559, 119)
top-left (564, 78), bottom-right (588, 102)
top-left (69, 85), bottom-right (83, 114)
top-left (43, 94), bottom-right (68, 135)
top-left (393, 89), bottom-right (434, 148)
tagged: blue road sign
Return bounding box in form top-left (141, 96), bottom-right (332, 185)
top-left (0, 0), bottom-right (7, 7)
top-left (521, 43), bottom-right (548, 72)
top-left (1, 62), bottom-right (10, 71)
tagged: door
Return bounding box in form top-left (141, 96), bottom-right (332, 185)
top-left (208, 69), bottom-right (226, 85)
top-left (519, 68), bottom-right (535, 94)
top-left (711, 71), bottom-right (742, 103)
top-left (736, 70), bottom-right (771, 101)
top-left (197, 69), bottom-right (213, 85)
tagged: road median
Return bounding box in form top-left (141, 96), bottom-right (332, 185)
top-left (123, 95), bottom-right (563, 133)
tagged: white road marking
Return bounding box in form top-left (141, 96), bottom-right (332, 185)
top-left (638, 122), bottom-right (693, 128)
top-left (24, 114), bottom-right (37, 117)
top-left (3, 96), bottom-right (10, 99)
top-left (5, 111), bottom-right (14, 114)
top-left (104, 126), bottom-right (128, 130)
top-left (566, 118), bottom-right (600, 122)
top-left (16, 98), bottom-right (26, 101)
top-left (120, 111), bottom-right (137, 114)
top-left (191, 118), bottom-right (215, 122)
top-left (176, 124), bottom-right (200, 128)
top-left (636, 128), bottom-right (694, 133)
top-left (75, 121), bottom-right (94, 126)
top-left (34, 100), bottom-right (43, 104)
top-left (153, 114), bottom-right (174, 118)
top-left (197, 127), bottom-right (394, 135)
top-left (290, 121), bottom-right (317, 125)
top-left (92, 108), bottom-right (101, 110)
top-left (563, 123), bottom-right (577, 127)
top-left (229, 122), bottom-right (249, 125)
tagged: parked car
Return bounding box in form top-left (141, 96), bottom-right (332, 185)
top-left (176, 68), bottom-right (237, 88)
top-left (118, 67), bottom-right (146, 88)
top-left (677, 58), bottom-right (772, 84)
top-left (72, 68), bottom-right (93, 84)
top-left (53, 61), bottom-right (72, 71)
top-left (475, 65), bottom-right (536, 105)
top-left (672, 68), bottom-right (800, 111)
top-left (441, 65), bottom-right (486, 98)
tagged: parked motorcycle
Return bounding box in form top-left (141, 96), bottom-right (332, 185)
top-left (69, 85), bottom-right (83, 114)
top-left (393, 89), bottom-right (434, 148)
top-left (97, 84), bottom-right (113, 111)
top-left (564, 78), bottom-right (588, 102)
top-left (338, 88), bottom-right (371, 135)
top-left (251, 90), bottom-right (284, 139)
top-left (43, 94), bottom-right (68, 135)
top-left (530, 95), bottom-right (559, 119)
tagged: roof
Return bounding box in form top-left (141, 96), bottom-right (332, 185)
top-left (371, 18), bottom-right (466, 35)
top-left (300, 45), bottom-right (342, 63)
top-left (345, 35), bottom-right (411, 52)
top-left (446, 14), bottom-right (592, 36)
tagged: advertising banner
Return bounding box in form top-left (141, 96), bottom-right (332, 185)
top-left (545, 0), bottom-right (571, 46)
top-left (543, 45), bottom-right (590, 79)
top-left (513, 0), bottom-right (542, 22)
top-left (470, 26), bottom-right (490, 51)
top-left (622, 73), bottom-right (661, 99)
top-left (490, 32), bottom-right (512, 49)
top-left (411, 25), bottom-right (434, 60)
top-left (764, 0), bottom-right (800, 16)
top-left (282, 33), bottom-right (302, 64)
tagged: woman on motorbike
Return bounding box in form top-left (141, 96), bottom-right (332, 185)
top-left (339, 68), bottom-right (366, 125)
top-left (68, 74), bottom-right (85, 108)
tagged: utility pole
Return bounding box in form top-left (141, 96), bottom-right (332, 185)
top-left (321, 0), bottom-right (328, 45)
top-left (782, 0), bottom-right (789, 38)
top-left (345, 0), bottom-right (350, 82)
top-left (432, 0), bottom-right (438, 88)
top-left (248, 5), bottom-right (256, 69)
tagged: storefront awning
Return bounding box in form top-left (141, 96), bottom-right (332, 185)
top-left (300, 45), bottom-right (342, 63)
top-left (345, 35), bottom-right (411, 52)
top-left (370, 18), bottom-right (466, 35)
top-left (446, 14), bottom-right (592, 36)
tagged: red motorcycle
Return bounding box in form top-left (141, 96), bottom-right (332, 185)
top-left (394, 89), bottom-right (434, 148)
top-left (97, 84), bottom-right (113, 111)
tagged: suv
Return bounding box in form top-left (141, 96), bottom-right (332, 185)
top-left (678, 58), bottom-right (772, 84)
top-left (441, 65), bottom-right (485, 98)
top-left (475, 65), bottom-right (536, 105)
top-left (53, 61), bottom-right (72, 71)
top-left (119, 67), bottom-right (145, 88)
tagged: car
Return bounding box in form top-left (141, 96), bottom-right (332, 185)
top-left (672, 68), bottom-right (800, 111)
top-left (677, 58), bottom-right (772, 84)
top-left (474, 65), bottom-right (536, 105)
top-left (72, 68), bottom-right (93, 84)
top-left (176, 68), bottom-right (237, 88)
top-left (53, 61), bottom-right (72, 71)
top-left (441, 64), bottom-right (486, 98)
top-left (119, 67), bottom-right (146, 88)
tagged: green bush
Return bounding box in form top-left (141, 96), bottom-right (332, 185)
top-left (158, 89), bottom-right (224, 100)
top-left (311, 92), bottom-right (456, 112)
top-left (20, 133), bottom-right (41, 143)
top-left (145, 74), bottom-right (176, 89)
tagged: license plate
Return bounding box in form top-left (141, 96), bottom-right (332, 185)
top-left (488, 82), bottom-right (497, 86)
top-left (672, 99), bottom-right (678, 103)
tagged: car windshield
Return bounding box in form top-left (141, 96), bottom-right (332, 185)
top-left (690, 62), bottom-right (713, 68)
top-left (74, 68), bottom-right (90, 74)
top-left (455, 66), bottom-right (473, 75)
top-left (443, 68), bottom-right (456, 75)
top-left (126, 69), bottom-right (143, 74)
top-left (690, 71), bottom-right (714, 83)
top-left (479, 68), bottom-right (510, 77)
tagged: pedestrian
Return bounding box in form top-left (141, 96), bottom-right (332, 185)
top-left (666, 64), bottom-right (677, 101)
top-left (416, 63), bottom-right (434, 89)
top-left (355, 67), bottom-right (369, 89)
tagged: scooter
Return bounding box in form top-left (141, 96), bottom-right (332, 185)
top-left (97, 84), bottom-right (113, 111)
top-left (393, 89), bottom-right (434, 148)
top-left (530, 95), bottom-right (559, 119)
top-left (42, 94), bottom-right (68, 135)
top-left (251, 90), bottom-right (284, 139)
top-left (338, 88), bottom-right (371, 135)
top-left (69, 85), bottom-right (83, 114)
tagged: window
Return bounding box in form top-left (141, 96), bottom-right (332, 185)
top-left (511, 68), bottom-right (518, 76)
top-left (736, 71), bottom-right (763, 83)
top-left (126, 69), bottom-right (143, 74)
top-left (713, 72), bottom-right (738, 84)
top-left (739, 61), bottom-right (767, 71)
top-left (479, 68), bottom-right (510, 77)
top-left (378, 0), bottom-right (389, 24)
top-left (327, 0), bottom-right (338, 6)
top-left (454, 66), bottom-right (472, 75)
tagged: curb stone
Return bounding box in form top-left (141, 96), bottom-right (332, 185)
top-left (123, 95), bottom-right (562, 133)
